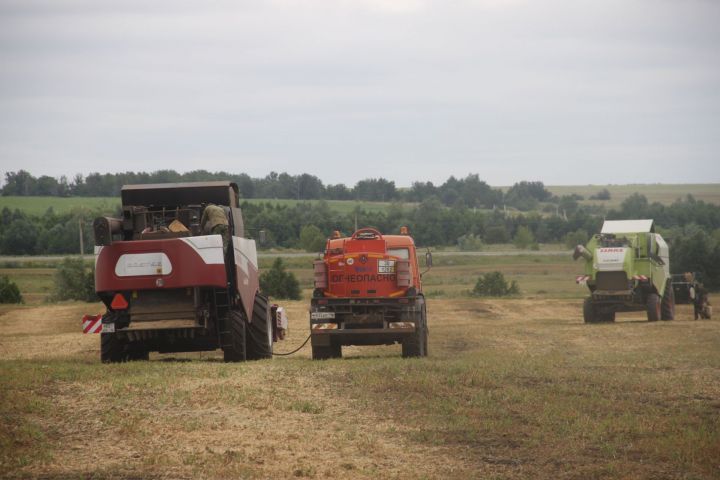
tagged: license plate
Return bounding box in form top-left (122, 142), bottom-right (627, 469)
top-left (311, 312), bottom-right (335, 320)
top-left (102, 323), bottom-right (115, 333)
top-left (378, 259), bottom-right (395, 274)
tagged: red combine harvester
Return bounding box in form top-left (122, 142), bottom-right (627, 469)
top-left (88, 182), bottom-right (283, 363)
top-left (310, 227), bottom-right (431, 359)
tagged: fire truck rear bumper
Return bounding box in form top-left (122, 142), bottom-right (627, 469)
top-left (311, 326), bottom-right (415, 347)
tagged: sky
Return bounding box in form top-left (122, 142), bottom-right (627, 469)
top-left (0, 0), bottom-right (719, 188)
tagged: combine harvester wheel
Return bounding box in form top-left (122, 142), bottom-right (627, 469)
top-left (246, 293), bottom-right (273, 360)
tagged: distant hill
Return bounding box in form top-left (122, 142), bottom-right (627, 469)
top-left (545, 184), bottom-right (720, 208)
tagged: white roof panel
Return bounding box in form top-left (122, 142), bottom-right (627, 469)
top-left (601, 219), bottom-right (654, 234)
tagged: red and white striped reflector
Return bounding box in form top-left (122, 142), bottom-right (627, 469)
top-left (632, 275), bottom-right (648, 281)
top-left (82, 314), bottom-right (103, 334)
top-left (575, 275), bottom-right (590, 284)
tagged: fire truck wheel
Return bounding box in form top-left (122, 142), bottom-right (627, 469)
top-left (101, 333), bottom-right (127, 363)
top-left (402, 303), bottom-right (427, 358)
top-left (312, 344), bottom-right (342, 360)
top-left (246, 293), bottom-right (272, 360)
top-left (422, 302), bottom-right (428, 356)
top-left (223, 309), bottom-right (247, 362)
top-left (661, 283), bottom-right (675, 321)
top-left (646, 293), bottom-right (661, 322)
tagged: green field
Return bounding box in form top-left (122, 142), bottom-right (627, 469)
top-left (0, 196), bottom-right (121, 216)
top-left (0, 196), bottom-right (400, 216)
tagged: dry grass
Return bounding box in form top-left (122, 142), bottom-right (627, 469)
top-left (0, 268), bottom-right (55, 304)
top-left (1, 295), bottom-right (718, 479)
top-left (0, 253), bottom-right (582, 310)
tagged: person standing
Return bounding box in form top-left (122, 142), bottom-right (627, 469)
top-left (694, 284), bottom-right (709, 320)
top-left (200, 204), bottom-right (230, 252)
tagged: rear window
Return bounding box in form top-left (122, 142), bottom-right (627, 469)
top-left (388, 248), bottom-right (409, 259)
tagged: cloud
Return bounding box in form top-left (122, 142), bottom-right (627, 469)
top-left (0, 0), bottom-right (718, 186)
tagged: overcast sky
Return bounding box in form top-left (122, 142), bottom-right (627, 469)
top-left (0, 0), bottom-right (719, 187)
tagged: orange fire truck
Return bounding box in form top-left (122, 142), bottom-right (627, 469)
top-left (309, 227), bottom-right (431, 359)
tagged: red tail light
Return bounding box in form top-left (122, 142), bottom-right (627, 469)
top-left (111, 293), bottom-right (128, 310)
top-left (313, 260), bottom-right (328, 289)
top-left (396, 260), bottom-right (411, 287)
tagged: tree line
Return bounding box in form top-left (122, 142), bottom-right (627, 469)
top-left (2, 192), bottom-right (719, 288)
top-left (2, 170), bottom-right (605, 212)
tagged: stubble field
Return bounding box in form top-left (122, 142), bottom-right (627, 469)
top-left (1, 253), bottom-right (718, 479)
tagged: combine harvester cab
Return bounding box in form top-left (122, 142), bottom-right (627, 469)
top-left (573, 219), bottom-right (674, 323)
top-left (88, 182), bottom-right (283, 362)
top-left (310, 227), bottom-right (430, 359)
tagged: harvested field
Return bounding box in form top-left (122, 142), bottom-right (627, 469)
top-left (1, 298), bottom-right (718, 479)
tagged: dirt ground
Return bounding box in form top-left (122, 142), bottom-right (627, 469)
top-left (1, 298), bottom-right (718, 479)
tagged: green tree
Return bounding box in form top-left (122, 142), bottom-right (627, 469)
top-left (260, 258), bottom-right (301, 300)
top-left (325, 183), bottom-right (352, 200)
top-left (504, 181), bottom-right (551, 211)
top-left (0, 218), bottom-right (39, 255)
top-left (299, 225), bottom-right (326, 252)
top-left (564, 229), bottom-right (589, 249)
top-left (484, 225), bottom-right (509, 244)
top-left (558, 195), bottom-right (580, 216)
top-left (513, 226), bottom-right (535, 249)
top-left (410, 197), bottom-right (446, 246)
top-left (472, 271), bottom-right (519, 297)
top-left (671, 229), bottom-right (720, 289)
top-left (353, 178), bottom-right (397, 201)
top-left (0, 276), bottom-right (23, 303)
top-left (51, 257), bottom-right (96, 302)
top-left (457, 233), bottom-right (483, 251)
top-left (2, 170), bottom-right (37, 195)
top-left (590, 188), bottom-right (611, 200)
top-left (407, 181), bottom-right (437, 202)
top-left (618, 193), bottom-right (650, 218)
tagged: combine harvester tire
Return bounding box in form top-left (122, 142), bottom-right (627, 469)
top-left (661, 283), bottom-right (675, 321)
top-left (246, 293), bottom-right (273, 360)
top-left (101, 333), bottom-right (125, 363)
top-left (223, 309), bottom-right (247, 362)
top-left (583, 298), bottom-right (615, 323)
top-left (646, 294), bottom-right (661, 322)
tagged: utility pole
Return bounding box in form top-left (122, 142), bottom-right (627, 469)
top-left (78, 218), bottom-right (84, 258)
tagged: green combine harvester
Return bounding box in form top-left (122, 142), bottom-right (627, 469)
top-left (574, 219), bottom-right (675, 323)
